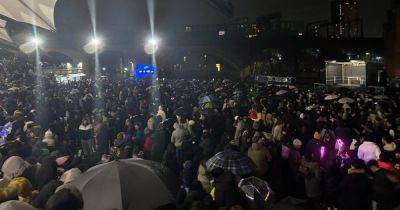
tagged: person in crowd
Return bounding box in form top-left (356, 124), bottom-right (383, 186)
top-left (247, 132), bottom-right (272, 177)
top-left (0, 62), bottom-right (399, 210)
top-left (45, 187), bottom-right (84, 210)
top-left (368, 160), bottom-right (395, 210)
top-left (338, 159), bottom-right (372, 210)
top-left (78, 118), bottom-right (93, 157)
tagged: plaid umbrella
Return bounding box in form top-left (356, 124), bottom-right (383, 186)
top-left (206, 149), bottom-right (256, 175)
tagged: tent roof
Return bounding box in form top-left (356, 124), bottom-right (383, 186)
top-left (0, 0), bottom-right (57, 31)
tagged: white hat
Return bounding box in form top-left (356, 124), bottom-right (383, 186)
top-left (44, 130), bottom-right (54, 139)
top-left (293, 139), bottom-right (303, 147)
top-left (299, 113), bottom-right (305, 119)
top-left (23, 121), bottom-right (35, 132)
top-left (42, 138), bottom-right (55, 147)
top-left (188, 120), bottom-right (195, 126)
top-left (60, 168), bottom-right (82, 184)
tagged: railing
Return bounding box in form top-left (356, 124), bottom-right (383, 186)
top-left (326, 76), bottom-right (366, 87)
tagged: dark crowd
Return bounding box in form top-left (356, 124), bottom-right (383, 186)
top-left (0, 59), bottom-right (400, 210)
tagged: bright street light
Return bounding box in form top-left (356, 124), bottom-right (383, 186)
top-left (144, 36), bottom-right (160, 55)
top-left (83, 36), bottom-right (104, 54)
top-left (90, 37), bottom-right (102, 47)
top-left (30, 37), bottom-right (43, 46)
top-left (148, 37), bottom-right (159, 46)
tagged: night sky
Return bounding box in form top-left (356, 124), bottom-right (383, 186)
top-left (227, 0), bottom-right (392, 37)
top-left (51, 0), bottom-right (392, 50)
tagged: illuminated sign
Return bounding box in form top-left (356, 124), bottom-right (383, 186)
top-left (135, 64), bottom-right (156, 79)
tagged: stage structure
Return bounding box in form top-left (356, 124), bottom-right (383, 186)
top-left (325, 60), bottom-right (366, 88)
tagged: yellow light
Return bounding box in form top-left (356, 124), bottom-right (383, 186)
top-left (216, 63), bottom-right (221, 72)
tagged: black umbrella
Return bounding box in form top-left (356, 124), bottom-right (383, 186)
top-left (206, 148), bottom-right (256, 175)
top-left (69, 159), bottom-right (177, 210)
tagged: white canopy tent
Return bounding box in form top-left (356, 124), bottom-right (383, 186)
top-left (0, 19), bottom-right (12, 43)
top-left (0, 0), bottom-right (57, 31)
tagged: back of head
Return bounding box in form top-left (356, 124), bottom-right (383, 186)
top-left (45, 188), bottom-right (83, 210)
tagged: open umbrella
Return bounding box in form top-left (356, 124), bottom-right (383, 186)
top-left (374, 95), bottom-right (389, 100)
top-left (0, 200), bottom-right (38, 210)
top-left (338, 97), bottom-right (355, 104)
top-left (69, 159), bottom-right (177, 210)
top-left (7, 87), bottom-right (19, 92)
top-left (238, 176), bottom-right (274, 204)
top-left (276, 90), bottom-right (288, 96)
top-left (324, 94), bottom-right (339, 101)
top-left (206, 148), bottom-right (256, 175)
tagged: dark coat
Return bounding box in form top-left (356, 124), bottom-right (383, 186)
top-left (339, 170), bottom-right (372, 210)
top-left (372, 169), bottom-right (396, 210)
top-left (151, 129), bottom-right (168, 162)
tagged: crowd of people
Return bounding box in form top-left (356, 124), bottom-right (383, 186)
top-left (0, 59), bottom-right (399, 210)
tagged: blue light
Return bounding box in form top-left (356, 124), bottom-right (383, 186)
top-left (135, 64), bottom-right (157, 79)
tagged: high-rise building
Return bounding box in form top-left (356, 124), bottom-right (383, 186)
top-left (330, 0), bottom-right (363, 38)
top-left (384, 0), bottom-right (400, 78)
top-left (307, 0), bottom-right (362, 38)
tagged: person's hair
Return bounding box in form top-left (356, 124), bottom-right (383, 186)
top-left (351, 159), bottom-right (366, 170)
top-left (379, 153), bottom-right (392, 162)
top-left (382, 134), bottom-right (394, 143)
top-left (387, 169), bottom-right (400, 181)
top-left (367, 160), bottom-right (379, 168)
top-left (45, 188), bottom-right (83, 210)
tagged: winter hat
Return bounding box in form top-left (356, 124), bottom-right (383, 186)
top-left (55, 156), bottom-right (70, 166)
top-left (383, 142), bottom-right (397, 152)
top-left (7, 177), bottom-right (33, 198)
top-left (23, 121), bottom-right (35, 132)
top-left (293, 139), bottom-right (303, 147)
top-left (1, 156), bottom-right (30, 180)
top-left (42, 130), bottom-right (55, 147)
top-left (12, 110), bottom-right (23, 119)
top-left (60, 168), bottom-right (81, 184)
top-left (43, 130), bottom-right (54, 140)
top-left (188, 120), bottom-right (196, 126)
top-left (43, 138), bottom-right (55, 147)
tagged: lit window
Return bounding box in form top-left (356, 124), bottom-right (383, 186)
top-left (218, 30), bottom-right (226, 36)
top-left (216, 64), bottom-right (221, 72)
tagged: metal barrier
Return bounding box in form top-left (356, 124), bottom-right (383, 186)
top-left (367, 86), bottom-right (385, 95)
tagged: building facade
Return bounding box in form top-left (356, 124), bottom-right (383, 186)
top-left (384, 0), bottom-right (400, 78)
top-left (306, 0), bottom-right (363, 39)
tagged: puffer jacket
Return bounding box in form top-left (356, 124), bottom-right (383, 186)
top-left (171, 123), bottom-right (189, 148)
top-left (247, 142), bottom-right (272, 176)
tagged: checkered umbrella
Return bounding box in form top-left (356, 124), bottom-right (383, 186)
top-left (206, 149), bottom-right (256, 175)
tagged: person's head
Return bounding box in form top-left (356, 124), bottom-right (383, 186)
top-left (387, 170), bottom-right (400, 183)
top-left (379, 153), bottom-right (392, 163)
top-left (81, 118), bottom-right (88, 126)
top-left (7, 177), bottom-right (33, 199)
top-left (293, 139), bottom-right (302, 150)
top-left (382, 134), bottom-right (394, 145)
top-left (116, 132), bottom-right (125, 141)
top-left (367, 160), bottom-right (380, 173)
top-left (351, 159), bottom-right (366, 170)
top-left (134, 122), bottom-right (141, 130)
top-left (46, 187), bottom-right (83, 210)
